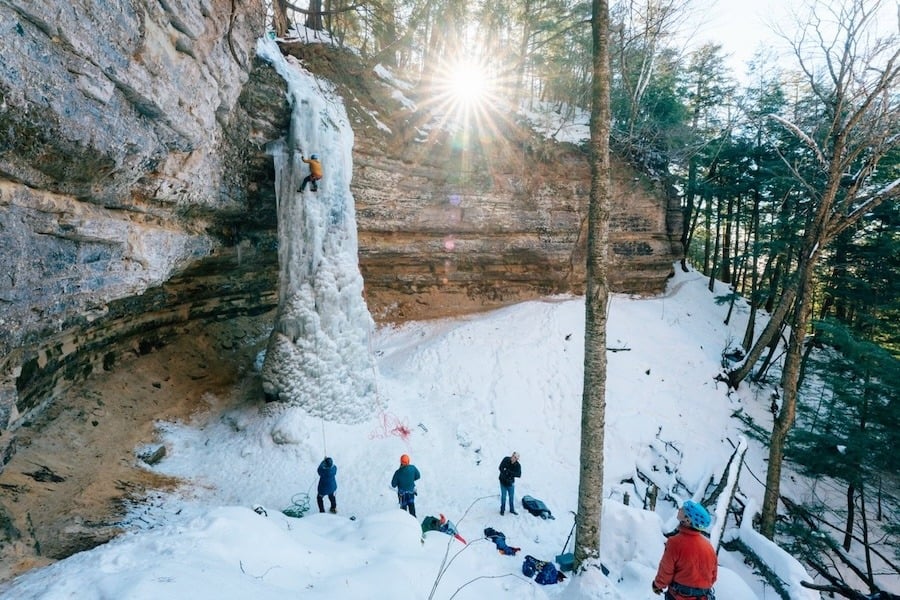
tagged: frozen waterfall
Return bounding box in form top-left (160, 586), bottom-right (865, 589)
top-left (257, 39), bottom-right (379, 423)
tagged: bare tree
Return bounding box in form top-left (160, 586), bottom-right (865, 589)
top-left (574, 0), bottom-right (611, 571)
top-left (612, 0), bottom-right (693, 138)
top-left (739, 0), bottom-right (900, 538)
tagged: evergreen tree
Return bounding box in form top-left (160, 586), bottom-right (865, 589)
top-left (788, 318), bottom-right (900, 584)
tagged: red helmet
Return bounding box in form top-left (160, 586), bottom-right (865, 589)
top-left (400, 454), bottom-right (410, 465)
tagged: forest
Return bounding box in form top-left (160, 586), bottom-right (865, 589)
top-left (270, 0), bottom-right (900, 596)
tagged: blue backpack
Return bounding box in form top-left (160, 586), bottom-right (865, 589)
top-left (522, 555), bottom-right (564, 585)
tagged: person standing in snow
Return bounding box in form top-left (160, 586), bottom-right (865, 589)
top-left (316, 457), bottom-right (337, 514)
top-left (391, 454), bottom-right (420, 517)
top-left (652, 500), bottom-right (718, 599)
top-left (299, 153), bottom-right (322, 192)
top-left (498, 451), bottom-right (521, 515)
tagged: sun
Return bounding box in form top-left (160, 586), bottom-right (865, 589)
top-left (446, 59), bottom-right (490, 107)
top-left (414, 52), bottom-right (519, 154)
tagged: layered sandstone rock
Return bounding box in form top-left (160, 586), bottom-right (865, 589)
top-left (0, 7), bottom-right (681, 441)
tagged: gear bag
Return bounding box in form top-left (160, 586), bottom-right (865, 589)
top-left (521, 495), bottom-right (554, 519)
top-left (522, 554), bottom-right (565, 585)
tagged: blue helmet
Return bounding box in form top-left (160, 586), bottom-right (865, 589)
top-left (310, 154), bottom-right (319, 160)
top-left (682, 501), bottom-right (711, 530)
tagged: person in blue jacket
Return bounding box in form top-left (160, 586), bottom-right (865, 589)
top-left (391, 454), bottom-right (421, 517)
top-left (316, 457), bottom-right (337, 513)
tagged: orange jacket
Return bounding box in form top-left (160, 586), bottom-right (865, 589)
top-left (653, 527), bottom-right (717, 599)
top-left (302, 156), bottom-right (323, 179)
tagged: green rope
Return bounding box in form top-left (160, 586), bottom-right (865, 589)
top-left (282, 492), bottom-right (311, 518)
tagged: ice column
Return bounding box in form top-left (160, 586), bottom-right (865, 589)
top-left (257, 39), bottom-right (378, 423)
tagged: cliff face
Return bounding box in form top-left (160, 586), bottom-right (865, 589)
top-left (0, 6), bottom-right (681, 444)
top-left (290, 45), bottom-right (681, 320)
top-left (0, 0), bottom-right (276, 431)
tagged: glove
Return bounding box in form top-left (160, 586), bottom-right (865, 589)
top-left (652, 583), bottom-right (663, 595)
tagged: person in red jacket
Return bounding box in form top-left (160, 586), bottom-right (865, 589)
top-left (652, 500), bottom-right (717, 599)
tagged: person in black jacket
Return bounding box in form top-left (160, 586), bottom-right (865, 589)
top-left (498, 452), bottom-right (521, 515)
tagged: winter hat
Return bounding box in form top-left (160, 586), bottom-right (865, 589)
top-left (324, 457), bottom-right (333, 467)
top-left (400, 454), bottom-right (410, 466)
top-left (682, 500), bottom-right (711, 530)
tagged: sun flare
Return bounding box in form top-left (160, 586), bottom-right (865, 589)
top-left (447, 59), bottom-right (490, 106)
top-left (416, 52), bottom-right (519, 155)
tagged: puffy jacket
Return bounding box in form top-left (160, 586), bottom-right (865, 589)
top-left (653, 526), bottom-right (717, 600)
top-left (391, 464), bottom-right (420, 492)
top-left (317, 458), bottom-right (337, 495)
top-left (302, 156), bottom-right (323, 179)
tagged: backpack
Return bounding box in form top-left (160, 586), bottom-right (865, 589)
top-left (522, 555), bottom-right (565, 584)
top-left (421, 514), bottom-right (467, 543)
top-left (485, 528), bottom-right (519, 556)
top-left (421, 515), bottom-right (442, 533)
top-left (521, 495), bottom-right (554, 519)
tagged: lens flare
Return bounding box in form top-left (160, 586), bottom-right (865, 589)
top-left (447, 59), bottom-right (489, 106)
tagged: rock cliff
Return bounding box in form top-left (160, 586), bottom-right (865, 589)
top-left (0, 2), bottom-right (681, 449)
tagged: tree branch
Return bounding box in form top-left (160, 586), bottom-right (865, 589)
top-left (828, 177), bottom-right (900, 239)
top-left (284, 1), bottom-right (366, 17)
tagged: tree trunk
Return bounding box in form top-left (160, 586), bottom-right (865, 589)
top-left (860, 485), bottom-right (875, 588)
top-left (702, 188), bottom-right (712, 274)
top-left (306, 0), bottom-right (324, 31)
top-left (574, 0), bottom-right (610, 573)
top-left (760, 249), bottom-right (818, 537)
top-left (843, 484), bottom-right (855, 551)
top-left (708, 193), bottom-right (721, 292)
top-left (722, 194), bottom-right (734, 283)
top-left (729, 277), bottom-right (797, 388)
top-left (272, 0), bottom-right (290, 37)
top-left (680, 156), bottom-right (698, 271)
top-left (741, 190), bottom-right (761, 350)
top-left (819, 229), bottom-right (851, 320)
top-left (752, 320), bottom-right (786, 383)
top-left (374, 0), bottom-right (398, 67)
top-left (764, 252), bottom-right (786, 313)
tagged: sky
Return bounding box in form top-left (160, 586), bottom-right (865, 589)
top-left (693, 0), bottom-right (900, 77)
top-left (695, 0), bottom-right (792, 71)
top-left (0, 28), bottom-right (893, 600)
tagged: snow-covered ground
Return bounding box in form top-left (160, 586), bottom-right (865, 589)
top-left (0, 267), bottom-right (822, 599)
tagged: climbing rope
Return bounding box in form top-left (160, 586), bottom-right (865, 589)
top-left (282, 492), bottom-right (312, 518)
